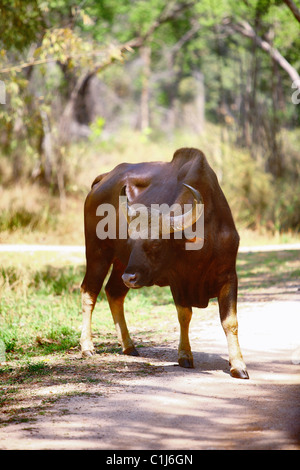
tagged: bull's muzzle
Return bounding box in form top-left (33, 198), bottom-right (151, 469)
top-left (122, 272), bottom-right (139, 288)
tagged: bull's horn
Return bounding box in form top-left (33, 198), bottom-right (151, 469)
top-left (163, 183), bottom-right (203, 234)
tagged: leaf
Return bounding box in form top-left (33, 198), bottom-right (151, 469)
top-left (80, 11), bottom-right (94, 26)
top-left (109, 46), bottom-right (124, 61)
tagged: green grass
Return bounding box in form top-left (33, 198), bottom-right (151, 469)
top-left (237, 250), bottom-right (300, 284)
top-left (0, 261), bottom-right (84, 358)
top-left (0, 255), bottom-right (175, 362)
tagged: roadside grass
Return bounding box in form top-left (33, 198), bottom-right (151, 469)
top-left (237, 250), bottom-right (300, 290)
top-left (0, 252), bottom-right (175, 364)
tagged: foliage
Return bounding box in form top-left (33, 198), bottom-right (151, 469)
top-left (0, 0), bottom-right (44, 52)
top-left (0, 0), bottom-right (299, 233)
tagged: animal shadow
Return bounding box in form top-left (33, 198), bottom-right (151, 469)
top-left (140, 345), bottom-right (231, 376)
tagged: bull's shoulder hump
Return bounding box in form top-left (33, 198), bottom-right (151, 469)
top-left (171, 148), bottom-right (207, 167)
top-left (171, 147), bottom-right (215, 186)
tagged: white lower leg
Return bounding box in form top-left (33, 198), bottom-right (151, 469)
top-left (176, 305), bottom-right (194, 367)
top-left (80, 290), bottom-right (96, 354)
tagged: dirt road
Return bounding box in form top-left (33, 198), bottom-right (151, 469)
top-left (1, 300), bottom-right (299, 450)
top-left (0, 244), bottom-right (299, 450)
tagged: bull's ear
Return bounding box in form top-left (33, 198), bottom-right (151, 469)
top-left (120, 185), bottom-right (127, 197)
top-left (120, 185), bottom-right (135, 223)
top-left (120, 185), bottom-right (129, 222)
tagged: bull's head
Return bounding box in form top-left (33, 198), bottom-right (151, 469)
top-left (120, 184), bottom-right (203, 288)
top-left (120, 183), bottom-right (203, 234)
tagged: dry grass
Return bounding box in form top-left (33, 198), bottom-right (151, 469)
top-left (0, 125), bottom-right (299, 246)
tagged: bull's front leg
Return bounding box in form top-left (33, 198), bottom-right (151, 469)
top-left (218, 275), bottom-right (249, 379)
top-left (80, 254), bottom-right (112, 357)
top-left (80, 289), bottom-right (98, 356)
top-left (105, 262), bottom-right (139, 356)
top-left (106, 293), bottom-right (139, 356)
top-left (176, 305), bottom-right (194, 368)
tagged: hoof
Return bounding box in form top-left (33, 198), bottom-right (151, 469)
top-left (178, 357), bottom-right (194, 369)
top-left (81, 349), bottom-right (95, 358)
top-left (230, 368), bottom-right (249, 379)
top-left (123, 346), bottom-right (140, 356)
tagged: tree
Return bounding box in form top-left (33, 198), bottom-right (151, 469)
top-left (0, 0), bottom-right (198, 173)
top-left (0, 0), bottom-right (299, 191)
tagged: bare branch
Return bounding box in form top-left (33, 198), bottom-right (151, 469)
top-left (231, 20), bottom-right (300, 83)
top-left (171, 21), bottom-right (201, 56)
top-left (0, 48), bottom-right (125, 74)
top-left (141, 1), bottom-right (196, 41)
top-left (283, 0), bottom-right (300, 24)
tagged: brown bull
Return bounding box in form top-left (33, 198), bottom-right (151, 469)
top-left (80, 147), bottom-right (249, 379)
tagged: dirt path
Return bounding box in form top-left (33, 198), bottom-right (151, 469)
top-left (1, 300), bottom-right (299, 450)
top-left (0, 244), bottom-right (299, 450)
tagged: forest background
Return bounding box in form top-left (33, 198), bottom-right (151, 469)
top-left (0, 0), bottom-right (300, 246)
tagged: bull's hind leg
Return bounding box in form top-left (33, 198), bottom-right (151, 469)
top-left (175, 305), bottom-right (194, 368)
top-left (105, 261), bottom-right (139, 356)
top-left (80, 251), bottom-right (112, 356)
top-left (218, 275), bottom-right (249, 379)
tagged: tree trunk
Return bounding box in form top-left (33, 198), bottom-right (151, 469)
top-left (12, 116), bottom-right (25, 180)
top-left (140, 46), bottom-right (151, 131)
top-left (267, 58), bottom-right (284, 178)
top-left (40, 109), bottom-right (53, 185)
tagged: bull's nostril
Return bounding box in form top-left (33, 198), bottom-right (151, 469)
top-left (122, 273), bottom-right (137, 287)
